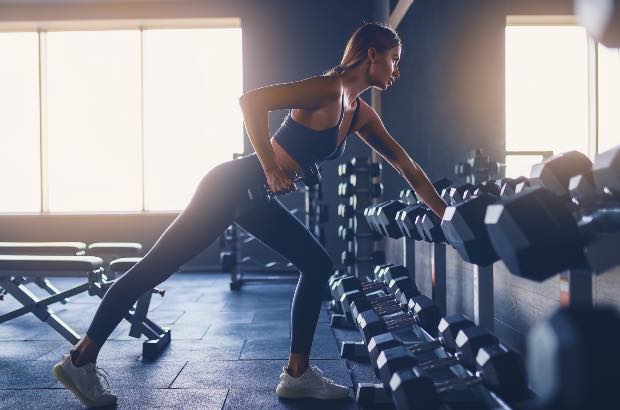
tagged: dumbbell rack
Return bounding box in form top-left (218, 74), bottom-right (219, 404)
top-left (336, 157), bottom-right (384, 278)
top-left (305, 179), bottom-right (328, 246)
top-left (328, 269), bottom-right (515, 410)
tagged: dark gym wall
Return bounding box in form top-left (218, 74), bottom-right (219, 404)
top-left (0, 0), bottom-right (375, 269)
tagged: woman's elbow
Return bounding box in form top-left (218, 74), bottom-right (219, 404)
top-left (238, 93), bottom-right (250, 109)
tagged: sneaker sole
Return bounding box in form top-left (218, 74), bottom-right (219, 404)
top-left (52, 363), bottom-right (117, 408)
top-left (276, 384), bottom-right (351, 400)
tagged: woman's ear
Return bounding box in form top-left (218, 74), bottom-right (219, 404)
top-left (367, 47), bottom-right (377, 64)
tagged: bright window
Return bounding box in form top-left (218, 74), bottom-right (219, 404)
top-left (46, 30), bottom-right (142, 212)
top-left (142, 28), bottom-right (243, 211)
top-left (0, 33), bottom-right (41, 212)
top-left (0, 22), bottom-right (243, 214)
top-left (505, 25), bottom-right (589, 178)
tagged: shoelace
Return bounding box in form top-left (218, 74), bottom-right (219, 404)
top-left (311, 366), bottom-right (334, 384)
top-left (94, 366), bottom-right (112, 394)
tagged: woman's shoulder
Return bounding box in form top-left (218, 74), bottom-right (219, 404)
top-left (294, 74), bottom-right (343, 99)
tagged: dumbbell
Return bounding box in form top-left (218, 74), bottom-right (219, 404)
top-left (395, 203), bottom-right (429, 240)
top-left (248, 162), bottom-right (321, 201)
top-left (349, 278), bottom-right (421, 321)
top-left (389, 179), bottom-right (453, 241)
top-left (485, 146), bottom-right (620, 279)
top-left (333, 266), bottom-right (402, 312)
top-left (417, 211), bottom-right (448, 243)
top-left (357, 295), bottom-right (441, 343)
top-left (374, 200), bottom-right (408, 238)
top-left (338, 181), bottom-right (383, 198)
top-left (339, 266), bottom-right (413, 312)
top-left (341, 250), bottom-right (386, 267)
top-left (499, 176), bottom-right (529, 197)
top-left (338, 157), bottom-right (382, 178)
top-left (367, 314), bottom-right (475, 375)
top-left (379, 335), bottom-right (526, 404)
top-left (364, 200), bottom-right (391, 233)
top-left (364, 200), bottom-right (399, 235)
top-left (371, 321), bottom-right (499, 377)
top-left (442, 151), bottom-right (598, 267)
top-left (389, 342), bottom-right (527, 410)
top-left (440, 183), bottom-right (475, 206)
top-left (527, 306), bottom-right (620, 410)
top-left (434, 181), bottom-right (500, 247)
top-left (399, 189), bottom-right (418, 205)
top-left (462, 180), bottom-right (501, 201)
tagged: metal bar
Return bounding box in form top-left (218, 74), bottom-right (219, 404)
top-left (560, 268), bottom-right (593, 308)
top-left (38, 30), bottom-right (49, 212)
top-left (587, 37), bottom-right (598, 157)
top-left (431, 242), bottom-right (447, 316)
top-left (129, 292), bottom-right (152, 338)
top-left (473, 264), bottom-right (494, 331)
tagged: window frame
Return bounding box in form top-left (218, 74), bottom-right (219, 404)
top-left (0, 18), bottom-right (242, 216)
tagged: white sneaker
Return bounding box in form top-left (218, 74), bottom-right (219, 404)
top-left (276, 365), bottom-right (352, 400)
top-left (52, 354), bottom-right (117, 408)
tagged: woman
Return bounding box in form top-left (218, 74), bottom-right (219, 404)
top-left (52, 22), bottom-right (447, 407)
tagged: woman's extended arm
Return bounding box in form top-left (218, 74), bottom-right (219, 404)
top-left (354, 102), bottom-right (447, 218)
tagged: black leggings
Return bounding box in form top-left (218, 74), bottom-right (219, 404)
top-left (86, 154), bottom-right (334, 355)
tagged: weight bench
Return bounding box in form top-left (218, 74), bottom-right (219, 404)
top-left (0, 254), bottom-right (170, 360)
top-left (0, 242), bottom-right (143, 302)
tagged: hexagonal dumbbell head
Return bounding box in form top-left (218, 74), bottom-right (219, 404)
top-left (390, 368), bottom-right (440, 410)
top-left (397, 204), bottom-right (427, 240)
top-left (448, 183), bottom-right (476, 205)
top-left (500, 176), bottom-right (529, 197)
top-left (414, 212), bottom-right (432, 242)
top-left (420, 212), bottom-right (446, 243)
top-left (569, 170), bottom-right (596, 207)
top-left (476, 344), bottom-right (527, 401)
top-left (471, 180), bottom-right (501, 198)
top-left (376, 201), bottom-right (407, 239)
top-left (592, 144), bottom-right (620, 196)
top-left (376, 345), bottom-right (419, 391)
top-left (388, 277), bottom-right (420, 303)
top-left (400, 189), bottom-right (418, 205)
top-left (527, 306), bottom-right (620, 410)
top-left (529, 150), bottom-right (592, 198)
top-left (432, 177), bottom-right (454, 194)
top-left (367, 332), bottom-right (402, 373)
top-left (380, 265), bottom-right (410, 283)
top-left (455, 326), bottom-right (498, 370)
top-left (485, 187), bottom-right (583, 280)
top-left (408, 295), bottom-right (440, 336)
top-left (441, 192), bottom-right (500, 266)
top-left (437, 314), bottom-right (476, 353)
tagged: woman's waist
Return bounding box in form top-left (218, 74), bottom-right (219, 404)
top-left (271, 138), bottom-right (303, 176)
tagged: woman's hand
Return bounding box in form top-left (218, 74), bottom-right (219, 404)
top-left (264, 166), bottom-right (297, 195)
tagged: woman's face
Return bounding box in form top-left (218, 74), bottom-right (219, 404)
top-left (369, 45), bottom-right (401, 90)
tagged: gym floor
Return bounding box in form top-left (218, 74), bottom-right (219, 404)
top-left (0, 273), bottom-right (378, 409)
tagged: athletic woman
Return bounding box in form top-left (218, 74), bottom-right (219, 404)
top-left (52, 22), bottom-right (447, 407)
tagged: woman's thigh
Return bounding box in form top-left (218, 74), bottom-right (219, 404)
top-left (234, 197), bottom-right (333, 275)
